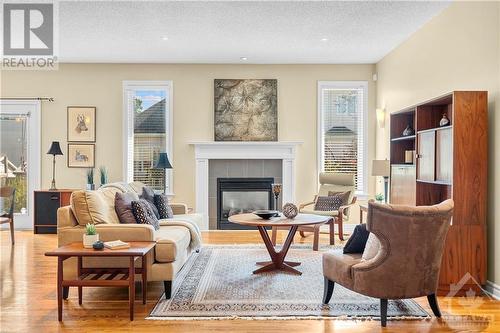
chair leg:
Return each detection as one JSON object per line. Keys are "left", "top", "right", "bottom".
{"left": 427, "top": 294, "right": 442, "bottom": 317}
{"left": 10, "top": 220, "right": 14, "bottom": 245}
{"left": 312, "top": 226, "right": 320, "bottom": 251}
{"left": 329, "top": 220, "right": 335, "bottom": 245}
{"left": 380, "top": 298, "right": 388, "bottom": 327}
{"left": 299, "top": 230, "right": 306, "bottom": 238}
{"left": 337, "top": 217, "right": 344, "bottom": 241}
{"left": 62, "top": 286, "right": 69, "bottom": 300}
{"left": 271, "top": 227, "right": 277, "bottom": 246}
{"left": 322, "top": 277, "right": 335, "bottom": 304}
{"left": 164, "top": 281, "right": 172, "bottom": 299}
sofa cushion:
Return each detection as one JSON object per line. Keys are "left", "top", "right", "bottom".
{"left": 154, "top": 194, "right": 174, "bottom": 219}
{"left": 343, "top": 223, "right": 369, "bottom": 254}
{"left": 70, "top": 188, "right": 122, "bottom": 226}
{"left": 323, "top": 250, "right": 362, "bottom": 289}
{"left": 131, "top": 199, "right": 160, "bottom": 230}
{"left": 115, "top": 192, "right": 139, "bottom": 224}
{"left": 140, "top": 186, "right": 160, "bottom": 219}
{"left": 154, "top": 226, "right": 191, "bottom": 263}
{"left": 314, "top": 195, "right": 344, "bottom": 211}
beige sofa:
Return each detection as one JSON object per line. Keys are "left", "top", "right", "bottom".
{"left": 57, "top": 182, "right": 202, "bottom": 299}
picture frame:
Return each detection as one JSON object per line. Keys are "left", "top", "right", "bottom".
{"left": 67, "top": 144, "right": 95, "bottom": 168}
{"left": 67, "top": 106, "right": 96, "bottom": 142}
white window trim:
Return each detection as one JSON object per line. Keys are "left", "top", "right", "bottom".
{"left": 317, "top": 80, "right": 368, "bottom": 196}
{"left": 122, "top": 81, "right": 174, "bottom": 195}
{"left": 0, "top": 99, "right": 41, "bottom": 229}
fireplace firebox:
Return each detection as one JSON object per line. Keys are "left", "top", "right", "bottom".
{"left": 217, "top": 178, "right": 274, "bottom": 230}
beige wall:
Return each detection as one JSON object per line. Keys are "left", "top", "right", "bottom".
{"left": 376, "top": 2, "right": 500, "bottom": 285}
{"left": 1, "top": 64, "right": 377, "bottom": 223}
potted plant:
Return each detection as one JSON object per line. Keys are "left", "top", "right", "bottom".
{"left": 99, "top": 166, "right": 108, "bottom": 187}
{"left": 83, "top": 223, "right": 99, "bottom": 248}
{"left": 86, "top": 168, "right": 95, "bottom": 190}
{"left": 375, "top": 193, "right": 384, "bottom": 203}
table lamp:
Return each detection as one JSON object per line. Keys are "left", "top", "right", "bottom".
{"left": 154, "top": 152, "right": 173, "bottom": 194}
{"left": 47, "top": 141, "right": 63, "bottom": 190}
{"left": 372, "top": 159, "right": 390, "bottom": 203}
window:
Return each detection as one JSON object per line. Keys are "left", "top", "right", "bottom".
{"left": 123, "top": 81, "right": 173, "bottom": 194}
{"left": 318, "top": 81, "right": 367, "bottom": 194}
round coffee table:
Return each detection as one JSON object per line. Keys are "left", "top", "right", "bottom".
{"left": 228, "top": 213, "right": 330, "bottom": 275}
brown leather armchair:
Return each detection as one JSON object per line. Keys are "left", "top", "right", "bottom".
{"left": 322, "top": 199, "right": 454, "bottom": 327}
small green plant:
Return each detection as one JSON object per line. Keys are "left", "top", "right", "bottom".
{"left": 86, "top": 168, "right": 94, "bottom": 185}
{"left": 99, "top": 166, "right": 108, "bottom": 185}
{"left": 375, "top": 193, "right": 384, "bottom": 202}
{"left": 85, "top": 223, "right": 96, "bottom": 235}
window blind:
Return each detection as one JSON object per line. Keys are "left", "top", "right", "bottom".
{"left": 319, "top": 84, "right": 366, "bottom": 193}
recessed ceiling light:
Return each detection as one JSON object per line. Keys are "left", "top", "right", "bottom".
{"left": 240, "top": 57, "right": 248, "bottom": 61}
{"left": 321, "top": 38, "right": 328, "bottom": 42}
{"left": 161, "top": 36, "right": 169, "bottom": 41}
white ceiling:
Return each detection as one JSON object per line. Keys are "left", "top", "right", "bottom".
{"left": 59, "top": 1, "right": 451, "bottom": 64}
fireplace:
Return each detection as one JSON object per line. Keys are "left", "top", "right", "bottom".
{"left": 217, "top": 178, "right": 274, "bottom": 230}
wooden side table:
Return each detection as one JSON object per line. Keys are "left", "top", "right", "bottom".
{"left": 45, "top": 242, "right": 155, "bottom": 321}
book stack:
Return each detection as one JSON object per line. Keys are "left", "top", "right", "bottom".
{"left": 103, "top": 240, "right": 130, "bottom": 250}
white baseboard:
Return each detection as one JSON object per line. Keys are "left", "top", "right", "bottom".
{"left": 486, "top": 280, "right": 500, "bottom": 300}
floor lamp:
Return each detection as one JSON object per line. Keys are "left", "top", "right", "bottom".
{"left": 372, "top": 159, "right": 390, "bottom": 203}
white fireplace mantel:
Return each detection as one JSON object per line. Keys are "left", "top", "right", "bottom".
{"left": 189, "top": 141, "right": 302, "bottom": 230}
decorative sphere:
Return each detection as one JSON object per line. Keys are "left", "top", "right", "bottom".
{"left": 282, "top": 203, "right": 298, "bottom": 219}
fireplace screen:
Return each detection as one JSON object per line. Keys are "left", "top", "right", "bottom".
{"left": 222, "top": 191, "right": 269, "bottom": 218}
{"left": 217, "top": 178, "right": 273, "bottom": 230}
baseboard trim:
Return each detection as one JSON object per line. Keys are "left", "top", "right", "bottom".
{"left": 485, "top": 281, "right": 500, "bottom": 300}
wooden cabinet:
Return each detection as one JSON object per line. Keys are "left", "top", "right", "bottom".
{"left": 389, "top": 91, "right": 487, "bottom": 295}
{"left": 34, "top": 190, "right": 75, "bottom": 234}
{"left": 390, "top": 165, "right": 416, "bottom": 205}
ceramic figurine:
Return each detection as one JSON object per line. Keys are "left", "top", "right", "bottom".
{"left": 440, "top": 114, "right": 450, "bottom": 127}
{"left": 402, "top": 125, "right": 415, "bottom": 136}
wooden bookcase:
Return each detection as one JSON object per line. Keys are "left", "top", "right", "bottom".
{"left": 389, "top": 91, "right": 488, "bottom": 295}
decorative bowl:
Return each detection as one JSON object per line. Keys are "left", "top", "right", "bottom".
{"left": 253, "top": 210, "right": 279, "bottom": 220}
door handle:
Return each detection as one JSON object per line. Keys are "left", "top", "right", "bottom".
{"left": 50, "top": 196, "right": 59, "bottom": 200}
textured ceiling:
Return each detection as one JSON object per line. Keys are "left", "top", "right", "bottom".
{"left": 59, "top": 1, "right": 451, "bottom": 63}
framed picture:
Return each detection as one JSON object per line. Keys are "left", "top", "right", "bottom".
{"left": 214, "top": 79, "right": 277, "bottom": 141}
{"left": 67, "top": 144, "right": 95, "bottom": 168}
{"left": 67, "top": 106, "right": 96, "bottom": 142}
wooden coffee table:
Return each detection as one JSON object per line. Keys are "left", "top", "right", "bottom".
{"left": 228, "top": 213, "right": 330, "bottom": 275}
{"left": 45, "top": 241, "right": 155, "bottom": 321}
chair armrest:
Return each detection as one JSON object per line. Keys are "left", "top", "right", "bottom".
{"left": 170, "top": 203, "right": 188, "bottom": 215}
{"left": 299, "top": 201, "right": 316, "bottom": 210}
{"left": 58, "top": 224, "right": 156, "bottom": 247}
{"left": 339, "top": 196, "right": 357, "bottom": 218}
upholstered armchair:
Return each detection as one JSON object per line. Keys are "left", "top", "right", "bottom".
{"left": 322, "top": 199, "right": 454, "bottom": 327}
{"left": 272, "top": 173, "right": 357, "bottom": 250}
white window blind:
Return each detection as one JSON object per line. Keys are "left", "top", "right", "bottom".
{"left": 123, "top": 81, "right": 173, "bottom": 194}
{"left": 318, "top": 82, "right": 367, "bottom": 194}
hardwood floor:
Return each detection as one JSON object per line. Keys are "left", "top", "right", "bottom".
{"left": 1, "top": 230, "right": 499, "bottom": 332}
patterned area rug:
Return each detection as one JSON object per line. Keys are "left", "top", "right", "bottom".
{"left": 148, "top": 245, "right": 428, "bottom": 320}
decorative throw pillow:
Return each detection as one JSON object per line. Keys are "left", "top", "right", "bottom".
{"left": 154, "top": 194, "right": 174, "bottom": 219}
{"left": 314, "top": 195, "right": 343, "bottom": 211}
{"left": 114, "top": 192, "right": 139, "bottom": 224}
{"left": 328, "top": 191, "right": 351, "bottom": 205}
{"left": 140, "top": 186, "right": 160, "bottom": 219}
{"left": 131, "top": 199, "right": 160, "bottom": 230}
{"left": 361, "top": 232, "right": 381, "bottom": 261}
{"left": 343, "top": 223, "right": 370, "bottom": 254}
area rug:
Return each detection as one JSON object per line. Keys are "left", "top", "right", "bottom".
{"left": 148, "top": 244, "right": 429, "bottom": 320}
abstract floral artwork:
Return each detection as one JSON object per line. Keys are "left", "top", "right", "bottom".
{"left": 214, "top": 79, "right": 277, "bottom": 141}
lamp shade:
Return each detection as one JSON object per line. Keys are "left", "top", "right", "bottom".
{"left": 47, "top": 141, "right": 63, "bottom": 156}
{"left": 154, "top": 152, "right": 172, "bottom": 169}
{"left": 372, "top": 159, "right": 390, "bottom": 177}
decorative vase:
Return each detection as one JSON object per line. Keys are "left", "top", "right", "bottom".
{"left": 282, "top": 203, "right": 298, "bottom": 219}
{"left": 83, "top": 234, "right": 99, "bottom": 248}
{"left": 402, "top": 125, "right": 414, "bottom": 136}
{"left": 440, "top": 114, "right": 450, "bottom": 127}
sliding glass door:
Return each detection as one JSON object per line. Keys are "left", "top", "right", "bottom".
{"left": 0, "top": 101, "right": 40, "bottom": 229}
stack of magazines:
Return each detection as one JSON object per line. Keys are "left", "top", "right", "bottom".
{"left": 103, "top": 240, "right": 130, "bottom": 250}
